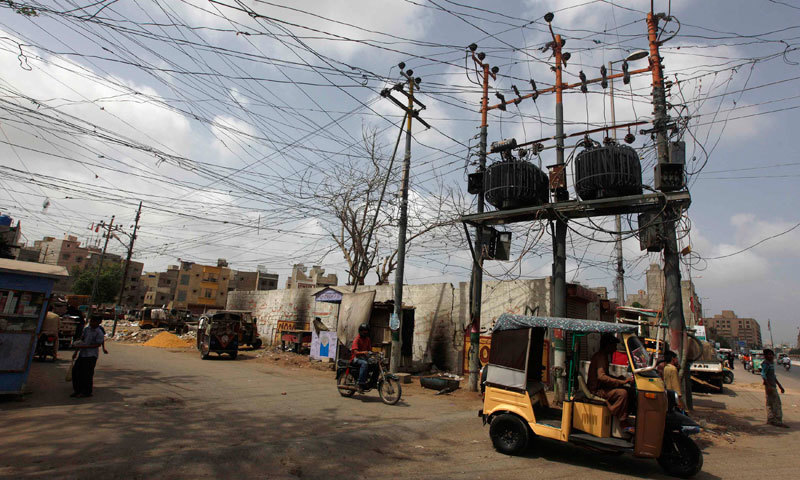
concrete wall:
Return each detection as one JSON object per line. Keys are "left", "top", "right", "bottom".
{"left": 227, "top": 278, "right": 554, "bottom": 374}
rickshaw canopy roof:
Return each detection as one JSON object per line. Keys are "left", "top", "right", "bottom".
{"left": 493, "top": 313, "right": 638, "bottom": 334}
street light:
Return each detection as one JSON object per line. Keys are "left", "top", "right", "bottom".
{"left": 608, "top": 50, "right": 649, "bottom": 306}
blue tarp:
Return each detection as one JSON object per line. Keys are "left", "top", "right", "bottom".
{"left": 493, "top": 313, "right": 638, "bottom": 334}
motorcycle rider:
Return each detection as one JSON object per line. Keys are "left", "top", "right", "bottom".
{"left": 781, "top": 355, "right": 792, "bottom": 370}
{"left": 351, "top": 323, "right": 372, "bottom": 392}
{"left": 39, "top": 302, "right": 60, "bottom": 359}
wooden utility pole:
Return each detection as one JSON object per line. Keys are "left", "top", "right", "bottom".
{"left": 113, "top": 201, "right": 142, "bottom": 336}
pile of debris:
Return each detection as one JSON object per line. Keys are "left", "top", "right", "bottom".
{"left": 112, "top": 326, "right": 165, "bottom": 343}
{"left": 143, "top": 331, "right": 195, "bottom": 349}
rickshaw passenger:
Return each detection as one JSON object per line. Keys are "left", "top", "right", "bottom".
{"left": 588, "top": 333, "right": 633, "bottom": 426}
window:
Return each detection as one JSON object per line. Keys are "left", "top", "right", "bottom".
{"left": 204, "top": 289, "right": 213, "bottom": 298}
{"left": 62, "top": 253, "right": 70, "bottom": 260}
{"left": 180, "top": 275, "right": 189, "bottom": 285}
{"left": 165, "top": 279, "right": 171, "bottom": 284}
{"left": 177, "top": 290, "right": 187, "bottom": 302}
{"left": 76, "top": 257, "right": 82, "bottom": 263}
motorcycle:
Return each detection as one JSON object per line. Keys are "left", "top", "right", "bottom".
{"left": 784, "top": 361, "right": 791, "bottom": 371}
{"left": 35, "top": 333, "right": 57, "bottom": 362}
{"left": 336, "top": 352, "right": 402, "bottom": 405}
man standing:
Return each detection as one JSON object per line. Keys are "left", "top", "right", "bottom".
{"left": 71, "top": 315, "right": 105, "bottom": 398}
{"left": 350, "top": 323, "right": 372, "bottom": 392}
{"left": 662, "top": 350, "right": 683, "bottom": 409}
{"left": 588, "top": 333, "right": 634, "bottom": 430}
{"left": 761, "top": 349, "right": 788, "bottom": 428}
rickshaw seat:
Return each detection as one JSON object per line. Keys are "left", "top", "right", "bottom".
{"left": 526, "top": 381, "right": 546, "bottom": 406}
{"left": 576, "top": 374, "right": 607, "bottom": 405}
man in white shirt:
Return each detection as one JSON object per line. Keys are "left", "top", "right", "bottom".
{"left": 71, "top": 316, "right": 105, "bottom": 398}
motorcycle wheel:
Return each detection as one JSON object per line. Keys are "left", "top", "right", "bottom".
{"left": 200, "top": 338, "right": 211, "bottom": 360}
{"left": 337, "top": 372, "right": 356, "bottom": 397}
{"left": 657, "top": 432, "right": 703, "bottom": 478}
{"left": 378, "top": 377, "right": 402, "bottom": 405}
{"left": 723, "top": 370, "right": 734, "bottom": 384}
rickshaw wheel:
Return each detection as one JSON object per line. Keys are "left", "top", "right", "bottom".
{"left": 200, "top": 338, "right": 211, "bottom": 360}
{"left": 229, "top": 350, "right": 238, "bottom": 360}
{"left": 489, "top": 413, "right": 529, "bottom": 455}
{"left": 657, "top": 433, "right": 703, "bottom": 478}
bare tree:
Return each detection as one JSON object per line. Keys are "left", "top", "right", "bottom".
{"left": 314, "top": 126, "right": 457, "bottom": 285}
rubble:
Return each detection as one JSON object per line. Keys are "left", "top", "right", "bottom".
{"left": 143, "top": 331, "right": 195, "bottom": 348}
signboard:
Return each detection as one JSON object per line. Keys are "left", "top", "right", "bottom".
{"left": 315, "top": 288, "right": 343, "bottom": 303}
{"left": 694, "top": 325, "right": 706, "bottom": 341}
{"left": 310, "top": 330, "right": 337, "bottom": 361}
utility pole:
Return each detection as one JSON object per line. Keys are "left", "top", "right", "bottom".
{"left": 381, "top": 65, "right": 429, "bottom": 374}
{"left": 90, "top": 215, "right": 115, "bottom": 310}
{"left": 113, "top": 201, "right": 142, "bottom": 336}
{"left": 609, "top": 61, "right": 625, "bottom": 306}
{"left": 547, "top": 16, "right": 569, "bottom": 401}
{"left": 467, "top": 45, "right": 497, "bottom": 391}
{"left": 647, "top": 11, "right": 690, "bottom": 407}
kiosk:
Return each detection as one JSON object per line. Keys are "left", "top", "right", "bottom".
{"left": 0, "top": 259, "right": 68, "bottom": 395}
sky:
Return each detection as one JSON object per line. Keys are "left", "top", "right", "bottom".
{"left": 1, "top": 0, "right": 799, "bottom": 345}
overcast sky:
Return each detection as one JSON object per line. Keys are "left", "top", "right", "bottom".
{"left": 1, "top": 1, "right": 799, "bottom": 344}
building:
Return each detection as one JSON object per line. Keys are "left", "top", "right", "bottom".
{"left": 228, "top": 267, "right": 279, "bottom": 292}
{"left": 83, "top": 251, "right": 144, "bottom": 308}
{"left": 625, "top": 263, "right": 702, "bottom": 326}
{"left": 172, "top": 259, "right": 232, "bottom": 314}
{"left": 702, "top": 310, "right": 763, "bottom": 349}
{"left": 142, "top": 265, "right": 180, "bottom": 307}
{"left": 0, "top": 215, "right": 22, "bottom": 259}
{"left": 30, "top": 235, "right": 101, "bottom": 293}
{"left": 285, "top": 264, "right": 337, "bottom": 289}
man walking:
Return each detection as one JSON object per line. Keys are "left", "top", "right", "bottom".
{"left": 71, "top": 315, "right": 105, "bottom": 398}
{"left": 761, "top": 349, "right": 788, "bottom": 428}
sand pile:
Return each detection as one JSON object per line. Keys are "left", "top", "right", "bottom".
{"left": 143, "top": 331, "right": 195, "bottom": 349}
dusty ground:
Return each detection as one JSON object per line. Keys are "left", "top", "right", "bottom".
{"left": 1, "top": 342, "right": 798, "bottom": 479}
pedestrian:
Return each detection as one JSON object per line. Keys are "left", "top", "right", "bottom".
{"left": 71, "top": 315, "right": 105, "bottom": 398}
{"left": 761, "top": 348, "right": 788, "bottom": 428}
{"left": 662, "top": 350, "right": 683, "bottom": 409}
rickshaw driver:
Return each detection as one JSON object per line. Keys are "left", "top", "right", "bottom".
{"left": 588, "top": 333, "right": 635, "bottom": 431}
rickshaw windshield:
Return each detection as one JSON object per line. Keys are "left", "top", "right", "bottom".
{"left": 626, "top": 336, "right": 659, "bottom": 378}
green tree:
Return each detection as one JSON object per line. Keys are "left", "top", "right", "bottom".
{"left": 71, "top": 262, "right": 123, "bottom": 304}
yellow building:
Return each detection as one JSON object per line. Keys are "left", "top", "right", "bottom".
{"left": 172, "top": 259, "right": 231, "bottom": 314}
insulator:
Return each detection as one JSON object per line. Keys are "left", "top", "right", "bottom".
{"left": 600, "top": 65, "right": 608, "bottom": 89}
{"left": 622, "top": 61, "right": 630, "bottom": 85}
{"left": 579, "top": 71, "right": 588, "bottom": 93}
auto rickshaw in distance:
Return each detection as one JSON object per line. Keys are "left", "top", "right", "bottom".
{"left": 479, "top": 314, "right": 703, "bottom": 478}
{"left": 198, "top": 311, "right": 241, "bottom": 359}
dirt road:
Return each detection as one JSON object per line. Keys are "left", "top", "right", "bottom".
{"left": 1, "top": 344, "right": 798, "bottom": 479}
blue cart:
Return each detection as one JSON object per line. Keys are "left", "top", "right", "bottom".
{"left": 0, "top": 259, "right": 68, "bottom": 395}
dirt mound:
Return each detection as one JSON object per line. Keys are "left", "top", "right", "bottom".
{"left": 143, "top": 331, "right": 194, "bottom": 349}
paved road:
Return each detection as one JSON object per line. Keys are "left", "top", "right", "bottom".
{"left": 1, "top": 344, "right": 798, "bottom": 479}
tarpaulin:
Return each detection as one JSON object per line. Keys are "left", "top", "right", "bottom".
{"left": 337, "top": 290, "right": 375, "bottom": 347}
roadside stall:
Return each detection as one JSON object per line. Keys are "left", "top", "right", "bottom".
{"left": 0, "top": 259, "right": 68, "bottom": 395}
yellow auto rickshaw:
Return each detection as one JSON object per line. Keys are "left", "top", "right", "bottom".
{"left": 479, "top": 314, "right": 702, "bottom": 478}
